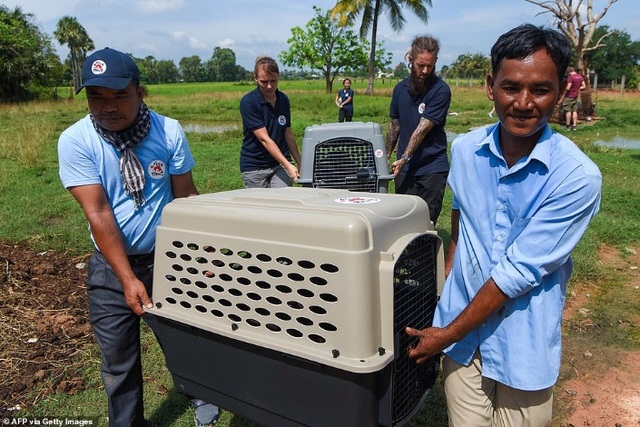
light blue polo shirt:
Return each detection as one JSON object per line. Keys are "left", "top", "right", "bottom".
{"left": 58, "top": 111, "right": 195, "bottom": 254}
{"left": 435, "top": 123, "right": 601, "bottom": 390}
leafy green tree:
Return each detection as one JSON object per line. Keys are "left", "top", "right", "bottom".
{"left": 449, "top": 53, "right": 490, "bottom": 80}
{"left": 331, "top": 0, "right": 432, "bottom": 95}
{"left": 156, "top": 60, "right": 180, "bottom": 83}
{"left": 280, "top": 6, "right": 385, "bottom": 93}
{"left": 136, "top": 55, "right": 159, "bottom": 84}
{"left": 207, "top": 47, "right": 239, "bottom": 82}
{"left": 54, "top": 16, "right": 94, "bottom": 93}
{"left": 179, "top": 55, "right": 205, "bottom": 82}
{"left": 393, "top": 61, "right": 409, "bottom": 79}
{"left": 0, "top": 6, "right": 55, "bottom": 102}
{"left": 588, "top": 26, "right": 640, "bottom": 86}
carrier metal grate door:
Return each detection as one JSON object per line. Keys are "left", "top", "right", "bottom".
{"left": 312, "top": 138, "right": 378, "bottom": 192}
{"left": 392, "top": 234, "right": 440, "bottom": 425}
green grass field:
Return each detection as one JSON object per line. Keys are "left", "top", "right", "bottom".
{"left": 1, "top": 79, "right": 638, "bottom": 426}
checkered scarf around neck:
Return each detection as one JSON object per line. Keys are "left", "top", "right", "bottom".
{"left": 91, "top": 103, "right": 151, "bottom": 209}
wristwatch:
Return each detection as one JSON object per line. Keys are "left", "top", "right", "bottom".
{"left": 400, "top": 153, "right": 411, "bottom": 163}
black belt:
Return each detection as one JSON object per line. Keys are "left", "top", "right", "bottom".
{"left": 128, "top": 252, "right": 155, "bottom": 266}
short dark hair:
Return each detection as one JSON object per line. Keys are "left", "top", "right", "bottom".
{"left": 491, "top": 24, "right": 572, "bottom": 83}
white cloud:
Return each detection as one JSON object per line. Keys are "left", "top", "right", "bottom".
{"left": 219, "top": 38, "right": 235, "bottom": 48}
{"left": 136, "top": 0, "right": 184, "bottom": 13}
{"left": 170, "top": 30, "right": 207, "bottom": 49}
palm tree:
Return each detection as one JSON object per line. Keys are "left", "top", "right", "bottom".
{"left": 54, "top": 16, "right": 94, "bottom": 93}
{"left": 331, "top": 0, "right": 432, "bottom": 95}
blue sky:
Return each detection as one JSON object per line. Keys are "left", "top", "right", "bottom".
{"left": 9, "top": 0, "right": 639, "bottom": 71}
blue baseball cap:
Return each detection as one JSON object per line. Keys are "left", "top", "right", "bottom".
{"left": 77, "top": 47, "right": 140, "bottom": 94}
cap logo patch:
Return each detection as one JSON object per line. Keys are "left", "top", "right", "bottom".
{"left": 91, "top": 60, "right": 107, "bottom": 75}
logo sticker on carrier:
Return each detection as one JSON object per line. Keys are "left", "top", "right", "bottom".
{"left": 375, "top": 149, "right": 384, "bottom": 158}
{"left": 335, "top": 196, "right": 381, "bottom": 205}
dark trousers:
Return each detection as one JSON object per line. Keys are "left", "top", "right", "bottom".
{"left": 338, "top": 108, "right": 353, "bottom": 122}
{"left": 87, "top": 250, "right": 157, "bottom": 427}
{"left": 395, "top": 172, "right": 448, "bottom": 226}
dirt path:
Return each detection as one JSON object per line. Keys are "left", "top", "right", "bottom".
{"left": 556, "top": 245, "right": 640, "bottom": 426}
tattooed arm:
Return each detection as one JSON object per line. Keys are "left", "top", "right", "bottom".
{"left": 389, "top": 117, "right": 435, "bottom": 176}
{"left": 385, "top": 119, "right": 400, "bottom": 162}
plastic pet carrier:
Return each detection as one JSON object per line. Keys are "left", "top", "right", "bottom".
{"left": 297, "top": 122, "right": 394, "bottom": 193}
{"left": 148, "top": 187, "right": 444, "bottom": 427}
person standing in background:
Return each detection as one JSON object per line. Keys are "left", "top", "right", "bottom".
{"left": 385, "top": 35, "right": 451, "bottom": 226}
{"left": 239, "top": 56, "right": 301, "bottom": 188}
{"left": 564, "top": 66, "right": 586, "bottom": 130}
{"left": 335, "top": 78, "right": 354, "bottom": 122}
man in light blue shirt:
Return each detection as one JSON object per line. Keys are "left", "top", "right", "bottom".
{"left": 58, "top": 48, "right": 219, "bottom": 427}
{"left": 405, "top": 24, "right": 602, "bottom": 426}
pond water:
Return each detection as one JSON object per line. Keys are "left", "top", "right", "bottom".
{"left": 593, "top": 136, "right": 640, "bottom": 150}
{"left": 183, "top": 124, "right": 238, "bottom": 134}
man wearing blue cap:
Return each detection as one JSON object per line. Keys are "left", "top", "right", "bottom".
{"left": 58, "top": 48, "right": 219, "bottom": 427}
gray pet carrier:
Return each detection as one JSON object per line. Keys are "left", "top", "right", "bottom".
{"left": 297, "top": 122, "right": 394, "bottom": 193}
{"left": 148, "top": 187, "right": 444, "bottom": 427}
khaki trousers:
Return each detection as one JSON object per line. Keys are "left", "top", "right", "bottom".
{"left": 443, "top": 352, "right": 554, "bottom": 427}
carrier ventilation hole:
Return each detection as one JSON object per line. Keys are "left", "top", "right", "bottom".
{"left": 267, "top": 269, "right": 283, "bottom": 278}
{"left": 319, "top": 322, "right": 337, "bottom": 332}
{"left": 165, "top": 251, "right": 177, "bottom": 259}
{"left": 248, "top": 266, "right": 262, "bottom": 274}
{"left": 186, "top": 243, "right": 199, "bottom": 251}
{"left": 308, "top": 334, "right": 326, "bottom": 344}
{"left": 319, "top": 293, "right": 338, "bottom": 303}
{"left": 255, "top": 307, "right": 270, "bottom": 316}
{"left": 266, "top": 296, "right": 282, "bottom": 305}
{"left": 310, "top": 277, "right": 327, "bottom": 286}
{"left": 220, "top": 248, "right": 233, "bottom": 256}
{"left": 165, "top": 274, "right": 176, "bottom": 282}
{"left": 276, "top": 285, "right": 292, "bottom": 294}
{"left": 276, "top": 257, "right": 292, "bottom": 265}
{"left": 309, "top": 306, "right": 327, "bottom": 315}
{"left": 266, "top": 323, "right": 281, "bottom": 332}
{"left": 203, "top": 246, "right": 216, "bottom": 253}
{"left": 180, "top": 254, "right": 192, "bottom": 261}
{"left": 275, "top": 312, "right": 291, "bottom": 321}
{"left": 298, "top": 260, "right": 315, "bottom": 269}
{"left": 320, "top": 263, "right": 339, "bottom": 273}
{"left": 286, "top": 329, "right": 303, "bottom": 338}
{"left": 171, "top": 241, "right": 183, "bottom": 248}
{"left": 257, "top": 254, "right": 272, "bottom": 262}
{"left": 297, "top": 289, "right": 314, "bottom": 298}
{"left": 228, "top": 288, "right": 242, "bottom": 297}
{"left": 297, "top": 317, "right": 313, "bottom": 326}
{"left": 246, "top": 319, "right": 260, "bottom": 327}
{"left": 180, "top": 278, "right": 191, "bottom": 285}
{"left": 256, "top": 281, "right": 270, "bottom": 289}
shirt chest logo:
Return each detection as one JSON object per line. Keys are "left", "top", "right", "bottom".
{"left": 418, "top": 102, "right": 426, "bottom": 115}
{"left": 148, "top": 160, "right": 165, "bottom": 179}
{"left": 278, "top": 115, "right": 287, "bottom": 126}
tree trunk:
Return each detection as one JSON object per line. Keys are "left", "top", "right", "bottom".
{"left": 71, "top": 49, "right": 81, "bottom": 94}
{"left": 365, "top": 1, "right": 381, "bottom": 95}
{"left": 579, "top": 90, "right": 594, "bottom": 118}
